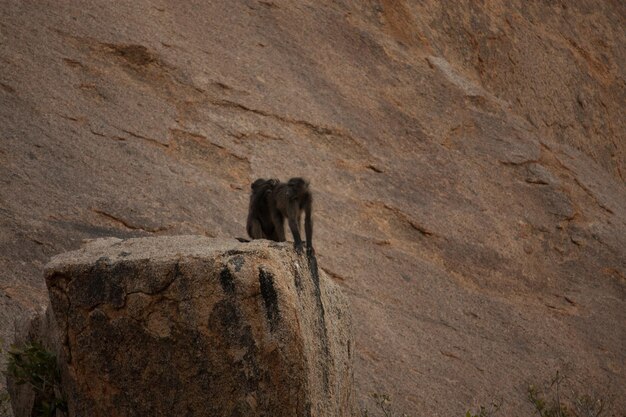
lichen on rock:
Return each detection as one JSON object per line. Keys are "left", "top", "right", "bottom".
{"left": 10, "top": 236, "right": 354, "bottom": 417}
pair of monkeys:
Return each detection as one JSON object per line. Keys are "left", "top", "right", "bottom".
{"left": 246, "top": 177, "right": 314, "bottom": 255}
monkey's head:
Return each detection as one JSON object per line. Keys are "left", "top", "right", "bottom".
{"left": 287, "top": 177, "right": 309, "bottom": 189}
{"left": 251, "top": 178, "right": 266, "bottom": 190}
{"left": 251, "top": 178, "right": 279, "bottom": 191}
{"left": 286, "top": 177, "right": 309, "bottom": 199}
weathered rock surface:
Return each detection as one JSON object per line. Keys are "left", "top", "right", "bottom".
{"left": 1, "top": 1, "right": 625, "bottom": 415}
{"left": 27, "top": 236, "right": 352, "bottom": 417}
{"left": 8, "top": 237, "right": 354, "bottom": 416}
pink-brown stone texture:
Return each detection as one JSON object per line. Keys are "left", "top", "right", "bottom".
{"left": 1, "top": 1, "right": 624, "bottom": 415}
{"left": 40, "top": 237, "right": 353, "bottom": 417}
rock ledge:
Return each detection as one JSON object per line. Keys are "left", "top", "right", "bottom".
{"left": 15, "top": 236, "right": 354, "bottom": 417}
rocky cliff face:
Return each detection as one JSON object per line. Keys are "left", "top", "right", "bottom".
{"left": 10, "top": 237, "right": 354, "bottom": 417}
{"left": 1, "top": 1, "right": 624, "bottom": 415}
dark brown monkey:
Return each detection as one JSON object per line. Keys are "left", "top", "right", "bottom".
{"left": 269, "top": 177, "right": 314, "bottom": 255}
{"left": 246, "top": 178, "right": 280, "bottom": 241}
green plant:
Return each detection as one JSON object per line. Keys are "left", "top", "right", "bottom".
{"left": 572, "top": 394, "right": 606, "bottom": 417}
{"left": 528, "top": 378, "right": 570, "bottom": 417}
{"left": 0, "top": 390, "right": 11, "bottom": 417}
{"left": 6, "top": 343, "right": 67, "bottom": 417}
{"left": 0, "top": 337, "right": 12, "bottom": 417}
{"left": 528, "top": 371, "right": 610, "bottom": 417}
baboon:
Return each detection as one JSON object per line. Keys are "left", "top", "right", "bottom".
{"left": 270, "top": 177, "right": 314, "bottom": 255}
{"left": 245, "top": 177, "right": 314, "bottom": 255}
{"left": 246, "top": 178, "right": 280, "bottom": 241}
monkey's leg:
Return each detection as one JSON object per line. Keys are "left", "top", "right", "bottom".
{"left": 304, "top": 198, "right": 314, "bottom": 254}
{"left": 287, "top": 206, "right": 304, "bottom": 254}
{"left": 271, "top": 210, "right": 286, "bottom": 242}
{"left": 247, "top": 218, "right": 264, "bottom": 239}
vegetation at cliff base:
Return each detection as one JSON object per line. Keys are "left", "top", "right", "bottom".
{"left": 5, "top": 343, "right": 67, "bottom": 417}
